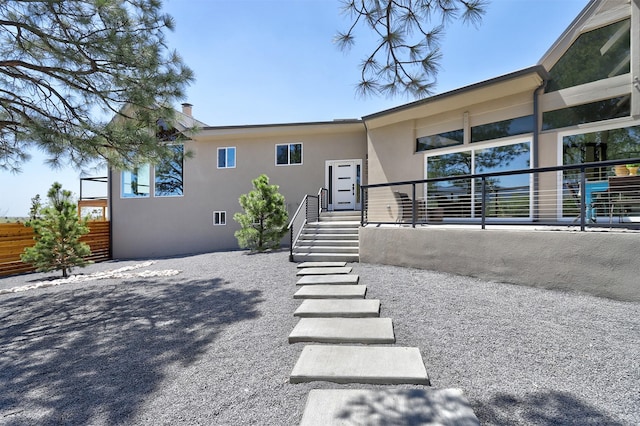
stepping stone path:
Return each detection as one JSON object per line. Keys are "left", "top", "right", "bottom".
{"left": 296, "top": 266, "right": 352, "bottom": 276}
{"left": 288, "top": 260, "right": 480, "bottom": 425}
{"left": 296, "top": 274, "right": 359, "bottom": 285}
{"left": 293, "top": 299, "right": 380, "bottom": 317}
{"left": 293, "top": 285, "right": 366, "bottom": 299}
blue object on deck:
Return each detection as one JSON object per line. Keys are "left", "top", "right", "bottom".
{"left": 585, "top": 181, "right": 609, "bottom": 220}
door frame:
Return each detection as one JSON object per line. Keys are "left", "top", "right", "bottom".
{"left": 325, "top": 159, "right": 362, "bottom": 211}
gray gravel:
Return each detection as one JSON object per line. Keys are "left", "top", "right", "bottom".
{"left": 1, "top": 250, "right": 638, "bottom": 425}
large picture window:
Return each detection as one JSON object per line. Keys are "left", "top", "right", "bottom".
{"left": 276, "top": 143, "right": 302, "bottom": 165}
{"left": 546, "top": 19, "right": 630, "bottom": 92}
{"left": 122, "top": 164, "right": 150, "bottom": 198}
{"left": 425, "top": 141, "right": 531, "bottom": 219}
{"left": 155, "top": 144, "right": 184, "bottom": 197}
{"left": 562, "top": 125, "right": 640, "bottom": 218}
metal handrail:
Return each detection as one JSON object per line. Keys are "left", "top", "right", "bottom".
{"left": 288, "top": 188, "right": 325, "bottom": 261}
{"left": 361, "top": 158, "right": 640, "bottom": 231}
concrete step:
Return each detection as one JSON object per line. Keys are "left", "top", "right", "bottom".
{"left": 294, "top": 285, "right": 366, "bottom": 299}
{"left": 297, "top": 261, "right": 347, "bottom": 269}
{"left": 297, "top": 266, "right": 352, "bottom": 276}
{"left": 301, "top": 227, "right": 359, "bottom": 235}
{"left": 295, "top": 239, "right": 359, "bottom": 247}
{"left": 290, "top": 345, "right": 430, "bottom": 385}
{"left": 296, "top": 274, "right": 359, "bottom": 285}
{"left": 319, "top": 216, "right": 361, "bottom": 222}
{"left": 292, "top": 253, "right": 359, "bottom": 263}
{"left": 294, "top": 246, "right": 359, "bottom": 254}
{"left": 289, "top": 318, "right": 394, "bottom": 344}
{"left": 299, "top": 388, "right": 479, "bottom": 426}
{"left": 293, "top": 299, "right": 380, "bottom": 317}
{"left": 308, "top": 221, "right": 360, "bottom": 227}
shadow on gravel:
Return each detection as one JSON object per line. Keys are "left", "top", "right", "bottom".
{"left": 476, "top": 390, "right": 624, "bottom": 425}
{"left": 0, "top": 277, "right": 263, "bottom": 425}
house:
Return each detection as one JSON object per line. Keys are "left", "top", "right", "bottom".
{"left": 109, "top": 0, "right": 640, "bottom": 261}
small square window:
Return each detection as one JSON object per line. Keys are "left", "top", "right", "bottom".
{"left": 213, "top": 211, "right": 226, "bottom": 226}
{"left": 121, "top": 164, "right": 151, "bottom": 198}
{"left": 218, "top": 147, "right": 236, "bottom": 169}
{"left": 276, "top": 143, "right": 302, "bottom": 165}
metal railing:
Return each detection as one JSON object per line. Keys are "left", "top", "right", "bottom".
{"left": 288, "top": 188, "right": 325, "bottom": 261}
{"left": 361, "top": 158, "right": 640, "bottom": 232}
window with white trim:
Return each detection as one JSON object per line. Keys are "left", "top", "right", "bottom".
{"left": 218, "top": 147, "right": 236, "bottom": 169}
{"left": 276, "top": 143, "right": 302, "bottom": 165}
{"left": 213, "top": 211, "right": 226, "bottom": 226}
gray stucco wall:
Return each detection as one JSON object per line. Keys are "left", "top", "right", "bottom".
{"left": 359, "top": 226, "right": 640, "bottom": 302}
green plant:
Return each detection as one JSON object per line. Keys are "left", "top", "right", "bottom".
{"left": 234, "top": 175, "right": 288, "bottom": 252}
{"left": 626, "top": 163, "right": 640, "bottom": 168}
{"left": 21, "top": 182, "right": 92, "bottom": 277}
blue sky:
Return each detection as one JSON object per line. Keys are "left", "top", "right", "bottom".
{"left": 0, "top": 0, "right": 589, "bottom": 217}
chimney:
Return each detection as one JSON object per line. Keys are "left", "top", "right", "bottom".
{"left": 181, "top": 102, "right": 193, "bottom": 117}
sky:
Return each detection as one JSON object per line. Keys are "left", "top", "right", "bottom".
{"left": 0, "top": 0, "right": 589, "bottom": 217}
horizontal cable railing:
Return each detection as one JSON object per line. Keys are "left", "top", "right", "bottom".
{"left": 288, "top": 188, "right": 324, "bottom": 261}
{"left": 361, "top": 158, "right": 640, "bottom": 231}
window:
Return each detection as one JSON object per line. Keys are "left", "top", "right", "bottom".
{"left": 213, "top": 211, "right": 226, "bottom": 226}
{"left": 122, "top": 164, "right": 150, "bottom": 198}
{"left": 425, "top": 141, "right": 531, "bottom": 219}
{"left": 218, "top": 147, "right": 236, "bottom": 169}
{"left": 155, "top": 144, "right": 184, "bottom": 197}
{"left": 546, "top": 19, "right": 630, "bottom": 92}
{"left": 542, "top": 96, "right": 630, "bottom": 130}
{"left": 276, "top": 143, "right": 302, "bottom": 165}
{"left": 471, "top": 116, "right": 534, "bottom": 143}
{"left": 416, "top": 129, "right": 463, "bottom": 152}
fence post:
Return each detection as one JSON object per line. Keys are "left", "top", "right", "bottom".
{"left": 481, "top": 177, "right": 487, "bottom": 230}
{"left": 411, "top": 183, "right": 416, "bottom": 228}
{"left": 579, "top": 167, "right": 586, "bottom": 232}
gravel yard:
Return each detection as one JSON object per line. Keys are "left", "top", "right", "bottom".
{"left": 1, "top": 250, "right": 638, "bottom": 425}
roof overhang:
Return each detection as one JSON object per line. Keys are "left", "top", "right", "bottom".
{"left": 191, "top": 120, "right": 365, "bottom": 141}
{"left": 363, "top": 66, "right": 548, "bottom": 129}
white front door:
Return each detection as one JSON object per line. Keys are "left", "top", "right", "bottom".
{"left": 326, "top": 160, "right": 361, "bottom": 211}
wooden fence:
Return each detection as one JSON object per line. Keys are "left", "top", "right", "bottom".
{"left": 0, "top": 221, "right": 111, "bottom": 277}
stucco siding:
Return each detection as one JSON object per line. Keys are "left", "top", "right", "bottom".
{"left": 111, "top": 126, "right": 367, "bottom": 258}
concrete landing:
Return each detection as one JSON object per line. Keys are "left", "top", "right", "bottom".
{"left": 298, "top": 261, "right": 347, "bottom": 268}
{"left": 296, "top": 274, "right": 359, "bottom": 286}
{"left": 294, "top": 299, "right": 380, "bottom": 318}
{"left": 297, "top": 266, "right": 352, "bottom": 276}
{"left": 290, "top": 345, "right": 430, "bottom": 385}
{"left": 289, "top": 318, "right": 395, "bottom": 344}
{"left": 299, "top": 388, "right": 480, "bottom": 426}
{"left": 294, "top": 285, "right": 366, "bottom": 299}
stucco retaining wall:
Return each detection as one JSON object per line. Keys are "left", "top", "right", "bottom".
{"left": 359, "top": 226, "right": 639, "bottom": 302}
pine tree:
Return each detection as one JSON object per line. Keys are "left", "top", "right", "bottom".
{"left": 21, "top": 182, "right": 92, "bottom": 278}
{"left": 234, "top": 175, "right": 289, "bottom": 252}
{"left": 0, "top": 0, "right": 194, "bottom": 172}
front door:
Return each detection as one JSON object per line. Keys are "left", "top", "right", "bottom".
{"left": 326, "top": 160, "right": 361, "bottom": 211}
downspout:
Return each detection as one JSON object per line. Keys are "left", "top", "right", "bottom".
{"left": 108, "top": 166, "right": 113, "bottom": 260}
{"left": 532, "top": 77, "right": 548, "bottom": 221}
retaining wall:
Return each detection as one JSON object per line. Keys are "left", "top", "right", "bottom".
{"left": 359, "top": 226, "right": 639, "bottom": 302}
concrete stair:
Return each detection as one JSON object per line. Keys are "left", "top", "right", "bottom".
{"left": 297, "top": 266, "right": 352, "bottom": 276}
{"left": 290, "top": 345, "right": 430, "bottom": 385}
{"left": 292, "top": 211, "right": 360, "bottom": 263}
{"left": 289, "top": 317, "right": 395, "bottom": 344}
{"left": 296, "top": 274, "right": 359, "bottom": 285}
{"left": 293, "top": 299, "right": 380, "bottom": 317}
{"left": 294, "top": 284, "right": 367, "bottom": 299}
{"left": 299, "top": 388, "right": 480, "bottom": 425}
